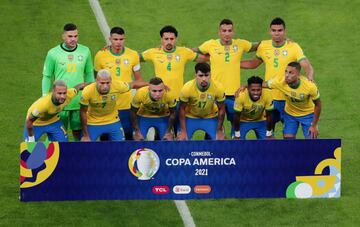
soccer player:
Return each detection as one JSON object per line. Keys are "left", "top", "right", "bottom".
{"left": 141, "top": 25, "right": 208, "bottom": 139}
{"left": 233, "top": 76, "right": 274, "bottom": 140}
{"left": 80, "top": 69, "right": 147, "bottom": 141}
{"left": 265, "top": 62, "right": 321, "bottom": 139}
{"left": 195, "top": 19, "right": 258, "bottom": 135}
{"left": 130, "top": 77, "right": 177, "bottom": 141}
{"left": 177, "top": 62, "right": 226, "bottom": 140}
{"left": 24, "top": 80, "right": 86, "bottom": 142}
{"left": 42, "top": 23, "right": 94, "bottom": 141}
{"left": 241, "top": 17, "right": 314, "bottom": 136}
{"left": 94, "top": 27, "right": 144, "bottom": 140}
{"left": 140, "top": 25, "right": 208, "bottom": 100}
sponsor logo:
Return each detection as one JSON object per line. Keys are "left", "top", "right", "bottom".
{"left": 20, "top": 142, "right": 60, "bottom": 188}
{"left": 274, "top": 49, "right": 280, "bottom": 57}
{"left": 152, "top": 186, "right": 170, "bottom": 194}
{"left": 175, "top": 55, "right": 180, "bottom": 62}
{"left": 282, "top": 50, "right": 288, "bottom": 56}
{"left": 78, "top": 55, "right": 83, "bottom": 61}
{"left": 128, "top": 148, "right": 160, "bottom": 180}
{"left": 194, "top": 185, "right": 211, "bottom": 194}
{"left": 124, "top": 59, "right": 129, "bottom": 65}
{"left": 173, "top": 185, "right": 191, "bottom": 194}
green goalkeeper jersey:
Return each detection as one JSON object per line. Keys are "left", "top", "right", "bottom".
{"left": 42, "top": 43, "right": 94, "bottom": 110}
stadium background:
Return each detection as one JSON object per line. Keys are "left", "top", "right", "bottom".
{"left": 0, "top": 0, "right": 359, "bottom": 225}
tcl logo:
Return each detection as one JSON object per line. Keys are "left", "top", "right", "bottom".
{"left": 152, "top": 186, "right": 170, "bottom": 194}
{"left": 173, "top": 185, "right": 191, "bottom": 194}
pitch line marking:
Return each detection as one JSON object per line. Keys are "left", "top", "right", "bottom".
{"left": 88, "top": 1, "right": 196, "bottom": 227}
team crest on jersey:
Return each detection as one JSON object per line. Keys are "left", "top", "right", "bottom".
{"left": 233, "top": 45, "right": 238, "bottom": 52}
{"left": 102, "top": 96, "right": 107, "bottom": 101}
{"left": 111, "top": 95, "right": 116, "bottom": 100}
{"left": 124, "top": 59, "right": 129, "bottom": 65}
{"left": 78, "top": 55, "right": 84, "bottom": 61}
{"left": 207, "top": 94, "right": 213, "bottom": 100}
{"left": 282, "top": 50, "right": 288, "bottom": 56}
{"left": 291, "top": 92, "right": 296, "bottom": 98}
{"left": 68, "top": 54, "right": 74, "bottom": 61}
{"left": 116, "top": 59, "right": 121, "bottom": 65}
{"left": 167, "top": 54, "right": 172, "bottom": 61}
{"left": 274, "top": 50, "right": 280, "bottom": 57}
{"left": 200, "top": 93, "right": 206, "bottom": 100}
{"left": 175, "top": 55, "right": 180, "bottom": 62}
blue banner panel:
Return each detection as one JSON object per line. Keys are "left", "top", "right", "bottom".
{"left": 19, "top": 139, "right": 341, "bottom": 201}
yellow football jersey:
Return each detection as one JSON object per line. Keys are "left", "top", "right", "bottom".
{"left": 27, "top": 88, "right": 78, "bottom": 126}
{"left": 141, "top": 46, "right": 197, "bottom": 99}
{"left": 80, "top": 81, "right": 130, "bottom": 125}
{"left": 268, "top": 76, "right": 320, "bottom": 117}
{"left": 234, "top": 89, "right": 274, "bottom": 122}
{"left": 198, "top": 39, "right": 252, "bottom": 95}
{"left": 179, "top": 79, "right": 225, "bottom": 118}
{"left": 94, "top": 47, "right": 140, "bottom": 110}
{"left": 131, "top": 86, "right": 177, "bottom": 117}
{"left": 256, "top": 40, "right": 306, "bottom": 100}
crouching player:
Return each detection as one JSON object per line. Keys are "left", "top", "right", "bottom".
{"left": 266, "top": 62, "right": 321, "bottom": 139}
{"left": 130, "top": 77, "right": 177, "bottom": 141}
{"left": 177, "top": 62, "right": 226, "bottom": 140}
{"left": 80, "top": 69, "right": 147, "bottom": 141}
{"left": 233, "top": 76, "right": 274, "bottom": 139}
{"left": 24, "top": 80, "right": 86, "bottom": 142}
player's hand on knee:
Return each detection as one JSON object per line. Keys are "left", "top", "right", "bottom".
{"left": 308, "top": 125, "right": 319, "bottom": 139}
{"left": 163, "top": 131, "right": 174, "bottom": 141}
{"left": 81, "top": 135, "right": 91, "bottom": 142}
{"left": 177, "top": 131, "right": 188, "bottom": 141}
{"left": 216, "top": 130, "right": 225, "bottom": 140}
{"left": 133, "top": 130, "right": 144, "bottom": 141}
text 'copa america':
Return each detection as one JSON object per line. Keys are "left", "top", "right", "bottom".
{"left": 165, "top": 157, "right": 236, "bottom": 166}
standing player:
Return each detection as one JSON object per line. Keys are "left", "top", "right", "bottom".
{"left": 141, "top": 25, "right": 208, "bottom": 101}
{"left": 141, "top": 25, "right": 208, "bottom": 138}
{"left": 42, "top": 23, "right": 94, "bottom": 141}
{"left": 24, "top": 80, "right": 86, "bottom": 142}
{"left": 80, "top": 69, "right": 147, "bottom": 141}
{"left": 241, "top": 17, "right": 314, "bottom": 136}
{"left": 265, "top": 62, "right": 321, "bottom": 139}
{"left": 233, "top": 76, "right": 273, "bottom": 140}
{"left": 94, "top": 26, "right": 144, "bottom": 140}
{"left": 130, "top": 77, "right": 177, "bottom": 141}
{"left": 177, "top": 63, "right": 226, "bottom": 140}
{"left": 195, "top": 19, "right": 259, "bottom": 136}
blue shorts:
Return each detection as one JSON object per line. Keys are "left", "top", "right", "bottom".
{"left": 118, "top": 109, "right": 133, "bottom": 139}
{"left": 138, "top": 116, "right": 169, "bottom": 139}
{"left": 182, "top": 117, "right": 218, "bottom": 140}
{"left": 273, "top": 100, "right": 285, "bottom": 123}
{"left": 283, "top": 112, "right": 314, "bottom": 138}
{"left": 23, "top": 120, "right": 68, "bottom": 142}
{"left": 87, "top": 121, "right": 124, "bottom": 141}
{"left": 225, "top": 96, "right": 235, "bottom": 123}
{"left": 240, "top": 121, "right": 266, "bottom": 140}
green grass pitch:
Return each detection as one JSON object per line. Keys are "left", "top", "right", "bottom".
{"left": 0, "top": 0, "right": 359, "bottom": 225}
